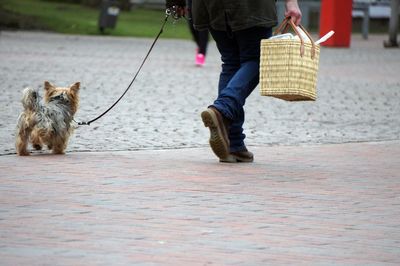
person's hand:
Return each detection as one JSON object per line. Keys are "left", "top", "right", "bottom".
{"left": 285, "top": 0, "right": 302, "bottom": 26}
{"left": 166, "top": 0, "right": 186, "bottom": 18}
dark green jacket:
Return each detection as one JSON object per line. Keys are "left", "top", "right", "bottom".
{"left": 192, "top": 0, "right": 277, "bottom": 32}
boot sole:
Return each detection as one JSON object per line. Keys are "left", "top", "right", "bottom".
{"left": 220, "top": 154, "right": 254, "bottom": 163}
{"left": 201, "top": 110, "right": 229, "bottom": 159}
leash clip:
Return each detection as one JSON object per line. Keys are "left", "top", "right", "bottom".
{"left": 73, "top": 118, "right": 90, "bottom": 126}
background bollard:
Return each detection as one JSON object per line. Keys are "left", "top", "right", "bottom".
{"left": 319, "top": 0, "right": 353, "bottom": 47}
{"left": 98, "top": 0, "right": 120, "bottom": 33}
{"left": 384, "top": 0, "right": 399, "bottom": 48}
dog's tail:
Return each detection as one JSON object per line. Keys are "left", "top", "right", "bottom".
{"left": 21, "top": 87, "right": 40, "bottom": 111}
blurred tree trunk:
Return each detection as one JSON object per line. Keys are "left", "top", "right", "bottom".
{"left": 119, "top": 0, "right": 132, "bottom": 10}
{"left": 81, "top": 0, "right": 102, "bottom": 7}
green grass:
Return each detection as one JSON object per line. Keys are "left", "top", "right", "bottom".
{"left": 0, "top": 0, "right": 191, "bottom": 39}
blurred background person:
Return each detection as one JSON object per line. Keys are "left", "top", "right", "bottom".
{"left": 187, "top": 0, "right": 209, "bottom": 66}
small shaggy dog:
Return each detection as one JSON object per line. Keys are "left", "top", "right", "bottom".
{"left": 15, "top": 81, "right": 80, "bottom": 156}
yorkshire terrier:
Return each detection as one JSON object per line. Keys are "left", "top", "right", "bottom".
{"left": 15, "top": 81, "right": 80, "bottom": 156}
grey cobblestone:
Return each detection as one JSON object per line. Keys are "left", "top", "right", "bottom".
{"left": 0, "top": 31, "right": 399, "bottom": 155}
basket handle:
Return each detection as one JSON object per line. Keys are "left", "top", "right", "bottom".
{"left": 274, "top": 17, "right": 317, "bottom": 59}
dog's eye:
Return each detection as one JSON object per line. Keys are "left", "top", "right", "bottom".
{"left": 51, "top": 94, "right": 62, "bottom": 101}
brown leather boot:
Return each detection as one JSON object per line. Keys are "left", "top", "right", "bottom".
{"left": 220, "top": 148, "right": 254, "bottom": 163}
{"left": 201, "top": 107, "right": 230, "bottom": 160}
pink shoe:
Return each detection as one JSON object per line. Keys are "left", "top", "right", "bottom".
{"left": 195, "top": 53, "right": 205, "bottom": 66}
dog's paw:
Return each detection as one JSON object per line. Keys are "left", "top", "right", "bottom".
{"left": 17, "top": 150, "right": 30, "bottom": 156}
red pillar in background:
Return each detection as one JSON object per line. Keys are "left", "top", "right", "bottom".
{"left": 319, "top": 0, "right": 353, "bottom": 47}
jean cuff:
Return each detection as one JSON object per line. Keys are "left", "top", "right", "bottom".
{"left": 208, "top": 104, "right": 232, "bottom": 122}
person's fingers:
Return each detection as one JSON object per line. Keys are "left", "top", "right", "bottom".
{"left": 181, "top": 7, "right": 187, "bottom": 16}
{"left": 294, "top": 15, "right": 301, "bottom": 26}
{"left": 285, "top": 11, "right": 302, "bottom": 26}
{"left": 284, "top": 1, "right": 302, "bottom": 26}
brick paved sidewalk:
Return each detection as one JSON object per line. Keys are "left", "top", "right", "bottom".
{"left": 1, "top": 141, "right": 399, "bottom": 265}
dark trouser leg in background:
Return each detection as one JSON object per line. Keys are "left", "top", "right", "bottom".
{"left": 187, "top": 0, "right": 209, "bottom": 55}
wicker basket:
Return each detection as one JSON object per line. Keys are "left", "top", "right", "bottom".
{"left": 260, "top": 18, "right": 320, "bottom": 101}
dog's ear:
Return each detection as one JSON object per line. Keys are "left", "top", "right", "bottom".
{"left": 70, "top": 82, "right": 80, "bottom": 93}
{"left": 44, "top": 81, "right": 55, "bottom": 91}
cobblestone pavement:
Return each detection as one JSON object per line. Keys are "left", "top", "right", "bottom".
{"left": 1, "top": 141, "right": 400, "bottom": 265}
{"left": 0, "top": 31, "right": 399, "bottom": 155}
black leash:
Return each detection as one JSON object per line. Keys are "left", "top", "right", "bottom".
{"left": 77, "top": 10, "right": 175, "bottom": 126}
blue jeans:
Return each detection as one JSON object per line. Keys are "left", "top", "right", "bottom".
{"left": 210, "top": 27, "right": 272, "bottom": 152}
